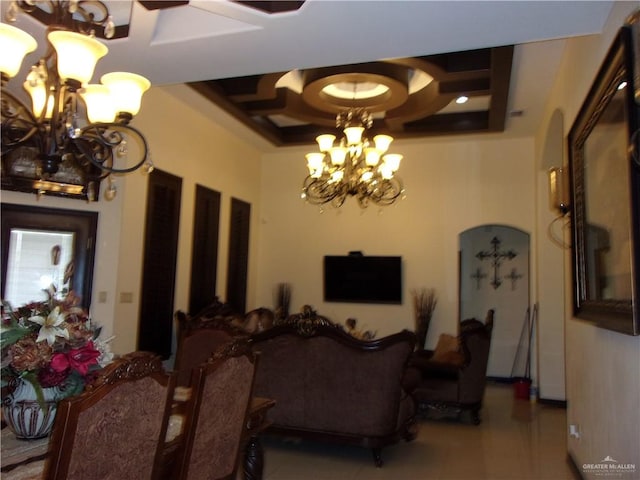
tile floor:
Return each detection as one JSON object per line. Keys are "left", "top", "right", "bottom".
{"left": 258, "top": 382, "right": 576, "bottom": 480}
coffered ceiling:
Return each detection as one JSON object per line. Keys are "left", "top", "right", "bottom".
{"left": 190, "top": 46, "right": 514, "bottom": 145}
{"left": 1, "top": 0, "right": 617, "bottom": 145}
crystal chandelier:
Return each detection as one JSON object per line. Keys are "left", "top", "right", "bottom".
{"left": 0, "top": 0, "right": 153, "bottom": 201}
{"left": 301, "top": 108, "right": 404, "bottom": 208}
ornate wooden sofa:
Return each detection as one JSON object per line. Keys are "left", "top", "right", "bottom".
{"left": 249, "top": 313, "right": 418, "bottom": 467}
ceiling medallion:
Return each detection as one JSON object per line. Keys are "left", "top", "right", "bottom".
{"left": 301, "top": 64, "right": 409, "bottom": 113}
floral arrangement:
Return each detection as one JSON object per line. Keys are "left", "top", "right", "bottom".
{"left": 1, "top": 286, "right": 113, "bottom": 404}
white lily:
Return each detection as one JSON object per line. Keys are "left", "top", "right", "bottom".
{"left": 29, "top": 306, "right": 69, "bottom": 346}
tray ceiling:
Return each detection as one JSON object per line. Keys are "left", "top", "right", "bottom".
{"left": 190, "top": 46, "right": 513, "bottom": 146}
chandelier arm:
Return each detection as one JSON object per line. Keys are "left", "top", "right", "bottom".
{"left": 0, "top": 89, "right": 44, "bottom": 148}
{"left": 302, "top": 176, "right": 343, "bottom": 205}
{"left": 77, "top": 123, "right": 149, "bottom": 174}
{"left": 69, "top": 1, "right": 111, "bottom": 25}
{"left": 367, "top": 177, "right": 404, "bottom": 206}
{"left": 14, "top": 1, "right": 41, "bottom": 15}
{"left": 15, "top": 1, "right": 111, "bottom": 35}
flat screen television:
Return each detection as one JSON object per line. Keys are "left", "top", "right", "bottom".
{"left": 323, "top": 255, "right": 402, "bottom": 304}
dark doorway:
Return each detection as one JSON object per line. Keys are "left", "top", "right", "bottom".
{"left": 138, "top": 169, "right": 182, "bottom": 359}
{"left": 226, "top": 198, "right": 250, "bottom": 314}
{"left": 189, "top": 185, "right": 221, "bottom": 314}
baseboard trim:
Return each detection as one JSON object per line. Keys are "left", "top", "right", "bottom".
{"left": 538, "top": 397, "right": 567, "bottom": 408}
{"left": 487, "top": 376, "right": 513, "bottom": 384}
{"left": 567, "top": 452, "right": 584, "bottom": 480}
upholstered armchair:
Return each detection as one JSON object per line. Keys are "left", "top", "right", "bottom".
{"left": 410, "top": 309, "right": 494, "bottom": 424}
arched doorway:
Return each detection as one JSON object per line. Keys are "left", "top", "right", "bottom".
{"left": 459, "top": 224, "right": 530, "bottom": 379}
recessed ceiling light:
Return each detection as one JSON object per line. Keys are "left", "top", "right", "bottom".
{"left": 456, "top": 95, "right": 469, "bottom": 104}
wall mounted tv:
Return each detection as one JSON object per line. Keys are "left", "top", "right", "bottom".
{"left": 323, "top": 255, "right": 402, "bottom": 304}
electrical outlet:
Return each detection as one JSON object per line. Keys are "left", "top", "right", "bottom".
{"left": 120, "top": 292, "right": 133, "bottom": 303}
{"left": 98, "top": 291, "right": 107, "bottom": 303}
{"left": 569, "top": 424, "right": 580, "bottom": 439}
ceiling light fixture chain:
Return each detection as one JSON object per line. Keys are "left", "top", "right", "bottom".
{"left": 1, "top": 0, "right": 150, "bottom": 201}
{"left": 301, "top": 107, "right": 405, "bottom": 209}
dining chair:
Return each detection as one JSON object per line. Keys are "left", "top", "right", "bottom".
{"left": 44, "top": 351, "right": 176, "bottom": 480}
{"left": 173, "top": 339, "right": 258, "bottom": 480}
{"left": 173, "top": 309, "right": 248, "bottom": 388}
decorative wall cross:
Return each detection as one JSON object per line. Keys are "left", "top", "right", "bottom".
{"left": 470, "top": 267, "right": 487, "bottom": 290}
{"left": 505, "top": 268, "right": 523, "bottom": 290}
{"left": 475, "top": 236, "right": 518, "bottom": 289}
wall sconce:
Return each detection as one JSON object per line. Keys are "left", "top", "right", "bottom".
{"left": 547, "top": 166, "right": 571, "bottom": 249}
{"left": 548, "top": 167, "right": 570, "bottom": 216}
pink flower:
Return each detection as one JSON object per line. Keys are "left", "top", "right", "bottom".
{"left": 51, "top": 341, "right": 100, "bottom": 376}
{"left": 38, "top": 366, "right": 69, "bottom": 388}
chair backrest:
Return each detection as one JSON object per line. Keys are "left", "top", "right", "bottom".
{"left": 174, "top": 310, "right": 247, "bottom": 387}
{"left": 44, "top": 351, "right": 175, "bottom": 480}
{"left": 251, "top": 324, "right": 415, "bottom": 435}
{"left": 175, "top": 340, "right": 257, "bottom": 480}
{"left": 458, "top": 309, "right": 494, "bottom": 403}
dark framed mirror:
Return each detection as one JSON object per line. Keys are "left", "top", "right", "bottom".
{"left": 1, "top": 204, "right": 98, "bottom": 309}
{"left": 568, "top": 23, "right": 640, "bottom": 335}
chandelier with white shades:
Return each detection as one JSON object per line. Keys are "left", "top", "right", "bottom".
{"left": 0, "top": 0, "right": 153, "bottom": 201}
{"left": 301, "top": 108, "right": 405, "bottom": 208}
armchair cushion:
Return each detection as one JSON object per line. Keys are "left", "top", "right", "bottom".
{"left": 431, "top": 334, "right": 465, "bottom": 366}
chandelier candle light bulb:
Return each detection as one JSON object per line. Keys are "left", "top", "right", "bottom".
{"left": 0, "top": 23, "right": 36, "bottom": 79}
{"left": 316, "top": 134, "right": 336, "bottom": 152}
{"left": 101, "top": 72, "right": 151, "bottom": 119}
{"left": 23, "top": 80, "right": 53, "bottom": 119}
{"left": 80, "top": 85, "right": 116, "bottom": 123}
{"left": 329, "top": 147, "right": 347, "bottom": 165}
{"left": 344, "top": 126, "right": 364, "bottom": 145}
{"left": 373, "top": 134, "right": 393, "bottom": 152}
{"left": 48, "top": 30, "right": 108, "bottom": 86}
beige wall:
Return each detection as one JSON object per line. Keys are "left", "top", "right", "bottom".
{"left": 258, "top": 136, "right": 536, "bottom": 343}
{"left": 536, "top": 1, "right": 640, "bottom": 473}
{"left": 2, "top": 84, "right": 267, "bottom": 355}
{"left": 110, "top": 84, "right": 265, "bottom": 354}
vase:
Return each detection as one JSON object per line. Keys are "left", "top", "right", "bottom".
{"left": 2, "top": 379, "right": 62, "bottom": 439}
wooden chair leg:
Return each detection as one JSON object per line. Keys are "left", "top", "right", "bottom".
{"left": 244, "top": 435, "right": 265, "bottom": 480}
{"left": 470, "top": 408, "right": 481, "bottom": 425}
{"left": 371, "top": 448, "right": 384, "bottom": 467}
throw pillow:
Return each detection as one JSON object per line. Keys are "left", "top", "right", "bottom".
{"left": 431, "top": 333, "right": 465, "bottom": 366}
